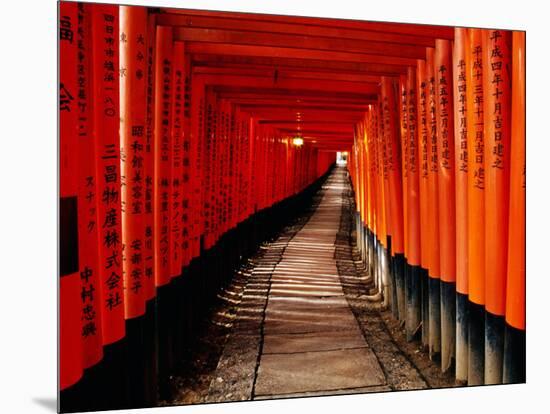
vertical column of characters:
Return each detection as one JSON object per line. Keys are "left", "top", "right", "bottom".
{"left": 59, "top": 1, "right": 83, "bottom": 390}
{"left": 503, "top": 31, "right": 525, "bottom": 384}
{"left": 268, "top": 135, "right": 274, "bottom": 207}
{"left": 142, "top": 10, "right": 156, "bottom": 302}
{"left": 281, "top": 135, "right": 287, "bottom": 195}
{"left": 242, "top": 113, "right": 249, "bottom": 217}
{"left": 225, "top": 101, "right": 233, "bottom": 233}
{"left": 466, "top": 28, "right": 485, "bottom": 385}
{"left": 256, "top": 126, "right": 264, "bottom": 207}
{"left": 365, "top": 111, "right": 374, "bottom": 264}
{"left": 213, "top": 93, "right": 221, "bottom": 242}
{"left": 368, "top": 107, "right": 378, "bottom": 243}
{"left": 237, "top": 112, "right": 247, "bottom": 222}
{"left": 189, "top": 75, "right": 204, "bottom": 258}
{"left": 378, "top": 100, "right": 388, "bottom": 252}
{"left": 360, "top": 122, "right": 365, "bottom": 219}
{"left": 309, "top": 146, "right": 314, "bottom": 185}
{"left": 170, "top": 41, "right": 185, "bottom": 279}
{"left": 308, "top": 142, "right": 312, "bottom": 184}
{"left": 235, "top": 108, "right": 243, "bottom": 226}
{"left": 359, "top": 124, "right": 366, "bottom": 225}
{"left": 375, "top": 101, "right": 387, "bottom": 295}
{"left": 201, "top": 88, "right": 211, "bottom": 248}
{"left": 220, "top": 100, "right": 229, "bottom": 238}
{"left": 181, "top": 54, "right": 192, "bottom": 268}
{"left": 276, "top": 137, "right": 282, "bottom": 202}
{"left": 262, "top": 130, "right": 269, "bottom": 207}
{"left": 416, "top": 59, "right": 431, "bottom": 347}
{"left": 353, "top": 126, "right": 361, "bottom": 224}
{"left": 398, "top": 75, "right": 410, "bottom": 268}
{"left": 258, "top": 123, "right": 264, "bottom": 207}
{"left": 383, "top": 77, "right": 406, "bottom": 321}
{"left": 364, "top": 111, "right": 376, "bottom": 260}
{"left": 291, "top": 131, "right": 298, "bottom": 196}
{"left": 204, "top": 88, "right": 219, "bottom": 249}
{"left": 365, "top": 111, "right": 373, "bottom": 242}
{"left": 228, "top": 104, "right": 237, "bottom": 230}
{"left": 259, "top": 123, "right": 265, "bottom": 207}
{"left": 233, "top": 110, "right": 242, "bottom": 223}
{"left": 483, "top": 29, "right": 512, "bottom": 385}
{"left": 244, "top": 115, "right": 252, "bottom": 220}
{"left": 216, "top": 98, "right": 224, "bottom": 240}
{"left": 378, "top": 97, "right": 392, "bottom": 305}
{"left": 284, "top": 135, "right": 290, "bottom": 199}
{"left": 220, "top": 100, "right": 227, "bottom": 237}
{"left": 363, "top": 121, "right": 370, "bottom": 229}
{"left": 271, "top": 136, "right": 281, "bottom": 204}
{"left": 195, "top": 82, "right": 205, "bottom": 254}
{"left": 407, "top": 67, "right": 421, "bottom": 265}
{"left": 426, "top": 47, "right": 442, "bottom": 359}
{"left": 357, "top": 123, "right": 364, "bottom": 226}
{"left": 286, "top": 131, "right": 294, "bottom": 198}
{"left": 211, "top": 97, "right": 220, "bottom": 245}
{"left": 453, "top": 27, "right": 470, "bottom": 383}
{"left": 292, "top": 135, "right": 298, "bottom": 195}
{"left": 298, "top": 138, "right": 303, "bottom": 192}
{"left": 382, "top": 79, "right": 404, "bottom": 259}
{"left": 153, "top": 26, "right": 173, "bottom": 287}
{"left": 303, "top": 140, "right": 308, "bottom": 189}
{"left": 76, "top": 2, "right": 103, "bottom": 369}
{"left": 91, "top": 4, "right": 125, "bottom": 345}
{"left": 261, "top": 130, "right": 268, "bottom": 206}
{"left": 235, "top": 112, "right": 242, "bottom": 222}
{"left": 119, "top": 5, "right": 148, "bottom": 319}
{"left": 247, "top": 118, "right": 255, "bottom": 216}
{"left": 221, "top": 101, "right": 229, "bottom": 232}
{"left": 406, "top": 66, "right": 422, "bottom": 340}
{"left": 301, "top": 142, "right": 306, "bottom": 192}
{"left": 356, "top": 124, "right": 363, "bottom": 223}
{"left": 372, "top": 106, "right": 380, "bottom": 245}
{"left": 219, "top": 99, "right": 227, "bottom": 239}
{"left": 435, "top": 39, "right": 457, "bottom": 373}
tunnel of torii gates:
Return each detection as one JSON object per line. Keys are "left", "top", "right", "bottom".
{"left": 59, "top": 1, "right": 526, "bottom": 410}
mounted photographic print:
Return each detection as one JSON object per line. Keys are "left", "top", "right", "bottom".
{"left": 58, "top": 1, "right": 526, "bottom": 412}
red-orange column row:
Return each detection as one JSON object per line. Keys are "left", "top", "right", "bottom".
{"left": 59, "top": 3, "right": 335, "bottom": 394}
{"left": 350, "top": 27, "right": 525, "bottom": 386}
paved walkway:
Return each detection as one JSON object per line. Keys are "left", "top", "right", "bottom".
{"left": 206, "top": 168, "right": 388, "bottom": 401}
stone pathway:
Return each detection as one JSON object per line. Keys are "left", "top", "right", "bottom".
{"left": 206, "top": 168, "right": 389, "bottom": 401}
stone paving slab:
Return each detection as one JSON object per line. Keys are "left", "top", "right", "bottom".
{"left": 263, "top": 304, "right": 358, "bottom": 333}
{"left": 268, "top": 284, "right": 344, "bottom": 298}
{"left": 270, "top": 274, "right": 341, "bottom": 282}
{"left": 254, "top": 385, "right": 393, "bottom": 400}
{"left": 267, "top": 295, "right": 349, "bottom": 307}
{"left": 263, "top": 330, "right": 368, "bottom": 354}
{"left": 269, "top": 279, "right": 342, "bottom": 289}
{"left": 254, "top": 347, "right": 386, "bottom": 396}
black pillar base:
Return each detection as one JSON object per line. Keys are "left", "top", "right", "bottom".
{"left": 503, "top": 323, "right": 526, "bottom": 384}
{"left": 468, "top": 301, "right": 485, "bottom": 385}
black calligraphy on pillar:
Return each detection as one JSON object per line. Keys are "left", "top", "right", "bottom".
{"left": 419, "top": 80, "right": 429, "bottom": 179}
{"left": 428, "top": 75, "right": 438, "bottom": 173}
{"left": 408, "top": 85, "right": 418, "bottom": 174}
{"left": 472, "top": 43, "right": 484, "bottom": 189}
{"left": 457, "top": 58, "right": 468, "bottom": 173}
{"left": 489, "top": 30, "right": 506, "bottom": 170}
{"left": 438, "top": 64, "right": 451, "bottom": 170}
{"left": 401, "top": 83, "right": 409, "bottom": 178}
